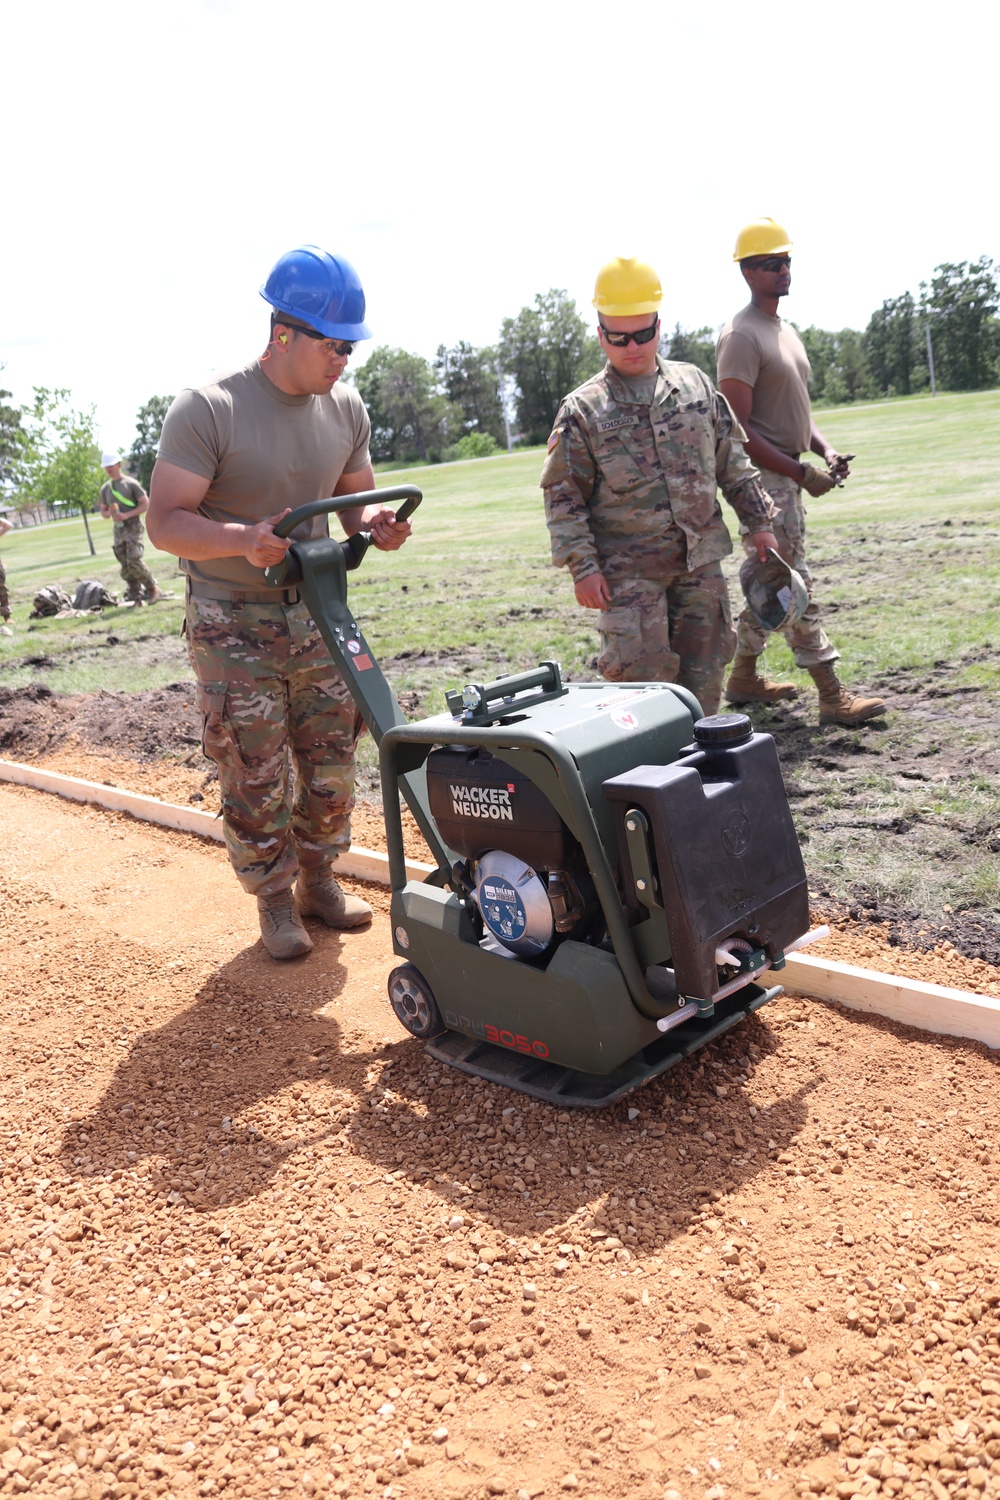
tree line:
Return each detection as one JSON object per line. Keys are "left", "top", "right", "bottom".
{"left": 0, "top": 386, "right": 171, "bottom": 525}
{"left": 2, "top": 256, "right": 996, "bottom": 517}
{"left": 356, "top": 255, "right": 1000, "bottom": 460}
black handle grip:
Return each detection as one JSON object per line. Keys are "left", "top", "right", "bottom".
{"left": 273, "top": 485, "right": 422, "bottom": 540}
{"left": 476, "top": 663, "right": 561, "bottom": 703}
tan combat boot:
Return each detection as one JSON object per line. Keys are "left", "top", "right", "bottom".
{"left": 296, "top": 866, "right": 372, "bottom": 929}
{"left": 257, "top": 889, "right": 314, "bottom": 960}
{"left": 809, "top": 662, "right": 886, "bottom": 726}
{"left": 724, "top": 653, "right": 798, "bottom": 705}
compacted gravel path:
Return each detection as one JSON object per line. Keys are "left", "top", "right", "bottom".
{"left": 2, "top": 780, "right": 1000, "bottom": 1500}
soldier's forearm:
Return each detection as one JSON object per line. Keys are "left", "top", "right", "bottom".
{"left": 808, "top": 422, "right": 834, "bottom": 463}
{"left": 740, "top": 424, "right": 803, "bottom": 480}
{"left": 146, "top": 505, "right": 259, "bottom": 562}
{"left": 547, "top": 532, "right": 601, "bottom": 581}
{"left": 725, "top": 476, "right": 776, "bottom": 532}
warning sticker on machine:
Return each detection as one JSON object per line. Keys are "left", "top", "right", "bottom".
{"left": 591, "top": 688, "right": 651, "bottom": 711}
{"left": 449, "top": 784, "right": 515, "bottom": 821}
{"left": 352, "top": 654, "right": 374, "bottom": 671}
{"left": 610, "top": 708, "right": 639, "bottom": 731}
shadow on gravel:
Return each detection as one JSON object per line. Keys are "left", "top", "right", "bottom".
{"left": 342, "top": 1014, "right": 820, "bottom": 1250}
{"left": 57, "top": 952, "right": 818, "bottom": 1253}
{"left": 57, "top": 929, "right": 385, "bottom": 1210}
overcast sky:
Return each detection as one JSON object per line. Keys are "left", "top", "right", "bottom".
{"left": 2, "top": 0, "right": 997, "bottom": 452}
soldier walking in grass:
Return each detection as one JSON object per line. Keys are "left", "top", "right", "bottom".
{"left": 541, "top": 257, "right": 778, "bottom": 716}
{"left": 717, "top": 219, "right": 885, "bottom": 726}
{"left": 0, "top": 511, "right": 12, "bottom": 631}
{"left": 148, "top": 245, "right": 411, "bottom": 961}
{"left": 98, "top": 453, "right": 162, "bottom": 605}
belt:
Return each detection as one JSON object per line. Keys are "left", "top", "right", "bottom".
{"left": 186, "top": 578, "right": 301, "bottom": 605}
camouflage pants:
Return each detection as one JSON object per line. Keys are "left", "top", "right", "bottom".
{"left": 596, "top": 561, "right": 736, "bottom": 716}
{"left": 113, "top": 527, "right": 157, "bottom": 601}
{"left": 0, "top": 555, "right": 9, "bottom": 618}
{"left": 186, "top": 595, "right": 364, "bottom": 897}
{"left": 735, "top": 469, "right": 837, "bottom": 667}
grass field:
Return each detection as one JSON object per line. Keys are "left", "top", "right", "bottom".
{"left": 2, "top": 389, "right": 998, "bottom": 946}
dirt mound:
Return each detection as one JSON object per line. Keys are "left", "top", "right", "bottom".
{"left": 2, "top": 670, "right": 997, "bottom": 966}
{"left": 0, "top": 681, "right": 202, "bottom": 764}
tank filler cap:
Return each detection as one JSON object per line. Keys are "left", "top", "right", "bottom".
{"left": 693, "top": 713, "right": 753, "bottom": 747}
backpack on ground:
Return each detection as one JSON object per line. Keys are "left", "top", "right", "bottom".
{"left": 30, "top": 586, "right": 73, "bottom": 618}
{"left": 73, "top": 579, "right": 118, "bottom": 611}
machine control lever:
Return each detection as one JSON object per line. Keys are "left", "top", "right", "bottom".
{"left": 446, "top": 662, "right": 566, "bottom": 724}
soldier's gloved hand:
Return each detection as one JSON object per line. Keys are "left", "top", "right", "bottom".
{"left": 800, "top": 463, "right": 839, "bottom": 498}
{"left": 826, "top": 451, "right": 855, "bottom": 481}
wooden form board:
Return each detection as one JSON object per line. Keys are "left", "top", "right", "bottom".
{"left": 781, "top": 951, "right": 1000, "bottom": 1051}
{"left": 0, "top": 758, "right": 435, "bottom": 886}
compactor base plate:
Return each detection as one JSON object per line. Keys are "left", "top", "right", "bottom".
{"left": 424, "top": 982, "right": 781, "bottom": 1109}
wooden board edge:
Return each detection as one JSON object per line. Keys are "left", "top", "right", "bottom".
{"left": 0, "top": 757, "right": 433, "bottom": 885}
{"left": 782, "top": 951, "right": 1000, "bottom": 1050}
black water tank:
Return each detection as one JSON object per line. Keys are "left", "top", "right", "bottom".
{"left": 603, "top": 729, "right": 809, "bottom": 1001}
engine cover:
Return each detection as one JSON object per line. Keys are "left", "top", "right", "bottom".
{"left": 426, "top": 746, "right": 575, "bottom": 868}
{"left": 474, "top": 850, "right": 553, "bottom": 958}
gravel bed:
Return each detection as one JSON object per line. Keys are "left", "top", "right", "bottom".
{"left": 2, "top": 774, "right": 1000, "bottom": 1500}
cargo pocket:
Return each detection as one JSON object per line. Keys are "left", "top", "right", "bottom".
{"left": 597, "top": 607, "right": 642, "bottom": 682}
{"left": 196, "top": 681, "right": 246, "bottom": 769}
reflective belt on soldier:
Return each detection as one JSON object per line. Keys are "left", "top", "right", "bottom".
{"left": 110, "top": 482, "right": 139, "bottom": 512}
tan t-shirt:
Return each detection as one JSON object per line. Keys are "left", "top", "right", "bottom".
{"left": 157, "top": 361, "right": 371, "bottom": 591}
{"left": 100, "top": 475, "right": 145, "bottom": 516}
{"left": 716, "top": 303, "right": 812, "bottom": 457}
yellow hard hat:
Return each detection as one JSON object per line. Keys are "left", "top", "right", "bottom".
{"left": 732, "top": 217, "right": 793, "bottom": 263}
{"left": 593, "top": 256, "right": 662, "bottom": 316}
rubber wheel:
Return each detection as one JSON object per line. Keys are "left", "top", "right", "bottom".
{"left": 387, "top": 963, "right": 445, "bottom": 1040}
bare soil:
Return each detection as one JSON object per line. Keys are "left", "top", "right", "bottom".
{"left": 1, "top": 671, "right": 997, "bottom": 966}
{"left": 3, "top": 780, "right": 1000, "bottom": 1500}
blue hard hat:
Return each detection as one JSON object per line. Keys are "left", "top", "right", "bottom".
{"left": 260, "top": 245, "right": 371, "bottom": 340}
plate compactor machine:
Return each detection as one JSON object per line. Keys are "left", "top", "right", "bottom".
{"left": 266, "top": 486, "right": 824, "bottom": 1108}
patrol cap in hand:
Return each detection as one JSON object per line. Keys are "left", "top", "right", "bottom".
{"left": 739, "top": 547, "right": 809, "bottom": 631}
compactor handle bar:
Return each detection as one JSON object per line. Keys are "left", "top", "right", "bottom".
{"left": 446, "top": 661, "right": 567, "bottom": 725}
{"left": 273, "top": 485, "right": 423, "bottom": 540}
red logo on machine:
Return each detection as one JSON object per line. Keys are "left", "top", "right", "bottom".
{"left": 444, "top": 1008, "right": 550, "bottom": 1058}
{"left": 483, "top": 1024, "right": 549, "bottom": 1059}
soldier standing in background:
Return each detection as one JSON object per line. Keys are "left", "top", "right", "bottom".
{"left": 717, "top": 219, "right": 885, "bottom": 726}
{"left": 540, "top": 256, "right": 778, "bottom": 716}
{"left": 98, "top": 453, "right": 162, "bottom": 604}
{"left": 0, "top": 512, "right": 12, "bottom": 630}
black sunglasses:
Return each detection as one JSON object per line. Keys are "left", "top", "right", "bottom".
{"left": 598, "top": 318, "right": 660, "bottom": 348}
{"left": 281, "top": 322, "right": 357, "bottom": 356}
{"left": 747, "top": 255, "right": 791, "bottom": 272}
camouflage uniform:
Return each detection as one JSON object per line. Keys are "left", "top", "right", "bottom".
{"left": 734, "top": 469, "right": 837, "bottom": 667}
{"left": 112, "top": 514, "right": 158, "bottom": 602}
{"left": 186, "top": 591, "right": 364, "bottom": 897}
{"left": 0, "top": 555, "right": 9, "bottom": 620}
{"left": 541, "top": 358, "right": 775, "bottom": 713}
